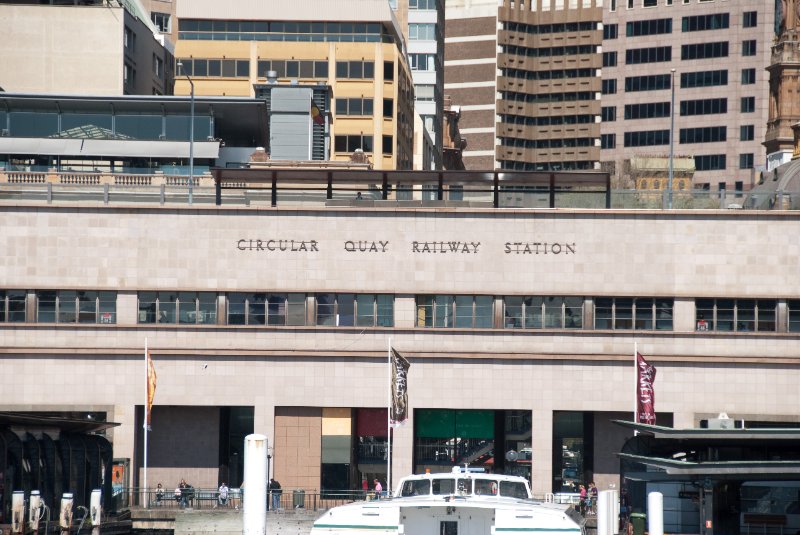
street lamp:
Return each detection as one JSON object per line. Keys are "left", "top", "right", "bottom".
{"left": 177, "top": 62, "right": 194, "bottom": 205}
{"left": 668, "top": 68, "right": 676, "bottom": 209}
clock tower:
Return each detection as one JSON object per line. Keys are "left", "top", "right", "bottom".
{"left": 765, "top": 0, "right": 800, "bottom": 169}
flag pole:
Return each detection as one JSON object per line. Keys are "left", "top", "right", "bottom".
{"left": 143, "top": 338, "right": 149, "bottom": 508}
{"left": 387, "top": 338, "right": 392, "bottom": 496}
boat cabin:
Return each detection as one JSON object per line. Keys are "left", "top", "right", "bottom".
{"left": 397, "top": 468, "right": 531, "bottom": 500}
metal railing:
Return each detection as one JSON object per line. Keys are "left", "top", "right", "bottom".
{"left": 0, "top": 172, "right": 794, "bottom": 210}
{"left": 121, "top": 487, "right": 369, "bottom": 512}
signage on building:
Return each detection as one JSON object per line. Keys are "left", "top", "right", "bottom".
{"left": 236, "top": 239, "right": 576, "bottom": 255}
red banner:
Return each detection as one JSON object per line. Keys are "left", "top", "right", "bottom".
{"left": 636, "top": 352, "right": 656, "bottom": 425}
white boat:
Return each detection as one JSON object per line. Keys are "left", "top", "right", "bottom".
{"left": 311, "top": 467, "right": 585, "bottom": 535}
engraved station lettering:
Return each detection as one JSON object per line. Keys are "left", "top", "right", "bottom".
{"left": 237, "top": 239, "right": 319, "bottom": 252}
{"left": 344, "top": 240, "right": 389, "bottom": 253}
{"left": 504, "top": 242, "right": 576, "bottom": 255}
{"left": 412, "top": 241, "right": 481, "bottom": 254}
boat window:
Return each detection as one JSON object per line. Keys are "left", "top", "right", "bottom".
{"left": 400, "top": 479, "right": 431, "bottom": 497}
{"left": 499, "top": 481, "right": 529, "bottom": 499}
{"left": 432, "top": 478, "right": 455, "bottom": 495}
{"left": 474, "top": 480, "right": 498, "bottom": 496}
{"left": 456, "top": 478, "right": 470, "bottom": 495}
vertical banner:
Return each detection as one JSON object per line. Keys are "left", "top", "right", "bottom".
{"left": 146, "top": 349, "right": 157, "bottom": 426}
{"left": 636, "top": 352, "right": 657, "bottom": 425}
{"left": 390, "top": 348, "right": 410, "bottom": 427}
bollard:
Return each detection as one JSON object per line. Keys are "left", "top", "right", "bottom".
{"left": 609, "top": 489, "right": 620, "bottom": 535}
{"left": 59, "top": 493, "right": 74, "bottom": 535}
{"left": 243, "top": 434, "right": 268, "bottom": 535}
{"left": 647, "top": 492, "right": 664, "bottom": 535}
{"left": 90, "top": 489, "right": 102, "bottom": 535}
{"left": 11, "top": 491, "right": 25, "bottom": 534}
{"left": 29, "top": 491, "right": 43, "bottom": 533}
{"left": 597, "top": 490, "right": 613, "bottom": 535}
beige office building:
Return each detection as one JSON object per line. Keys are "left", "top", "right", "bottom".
{"left": 0, "top": 0, "right": 172, "bottom": 96}
{"left": 1, "top": 172, "right": 799, "bottom": 503}
{"left": 173, "top": 0, "right": 415, "bottom": 170}
{"left": 601, "top": 0, "right": 775, "bottom": 191}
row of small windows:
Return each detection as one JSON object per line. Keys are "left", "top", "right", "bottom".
{"left": 624, "top": 130, "right": 670, "bottom": 147}
{"left": 682, "top": 13, "right": 729, "bottom": 32}
{"left": 500, "top": 114, "right": 594, "bottom": 126}
{"left": 178, "top": 20, "right": 391, "bottom": 43}
{"left": 256, "top": 59, "right": 329, "bottom": 79}
{"left": 333, "top": 135, "right": 394, "bottom": 155}
{"left": 499, "top": 160, "right": 596, "bottom": 171}
{"left": 503, "top": 44, "right": 595, "bottom": 59}
{"left": 626, "top": 46, "right": 671, "bottom": 64}
{"left": 680, "top": 126, "right": 727, "bottom": 144}
{"left": 608, "top": 12, "right": 753, "bottom": 36}
{"left": 499, "top": 137, "right": 594, "bottom": 149}
{"left": 175, "top": 58, "right": 249, "bottom": 78}
{"left": 695, "top": 154, "right": 726, "bottom": 171}
{"left": 0, "top": 291, "right": 116, "bottom": 324}
{"left": 625, "top": 74, "right": 670, "bottom": 92}
{"left": 681, "top": 42, "right": 728, "bottom": 60}
{"left": 627, "top": 18, "right": 672, "bottom": 37}
{"left": 335, "top": 98, "right": 374, "bottom": 117}
{"left": 681, "top": 69, "right": 727, "bottom": 88}
{"left": 5, "top": 291, "right": 799, "bottom": 333}
{"left": 501, "top": 91, "right": 595, "bottom": 104}
{"left": 680, "top": 98, "right": 727, "bottom": 116}
{"left": 503, "top": 68, "right": 595, "bottom": 81}
{"left": 696, "top": 299, "right": 776, "bottom": 332}
{"left": 624, "top": 102, "right": 670, "bottom": 120}
{"left": 506, "top": 21, "right": 596, "bottom": 35}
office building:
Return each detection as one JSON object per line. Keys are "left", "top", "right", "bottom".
{"left": 392, "top": 0, "right": 445, "bottom": 169}
{"left": 173, "top": 0, "right": 415, "bottom": 170}
{"left": 601, "top": 0, "right": 775, "bottom": 191}
{"left": 445, "top": 0, "right": 603, "bottom": 171}
{"left": 0, "top": 0, "right": 172, "bottom": 96}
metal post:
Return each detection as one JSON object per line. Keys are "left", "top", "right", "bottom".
{"left": 668, "top": 68, "right": 676, "bottom": 209}
{"left": 177, "top": 62, "right": 194, "bottom": 205}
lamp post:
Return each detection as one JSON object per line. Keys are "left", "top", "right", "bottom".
{"left": 177, "top": 62, "right": 194, "bottom": 205}
{"left": 668, "top": 68, "right": 676, "bottom": 209}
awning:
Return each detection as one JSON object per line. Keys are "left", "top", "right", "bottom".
{"left": 0, "top": 137, "right": 220, "bottom": 159}
{"left": 618, "top": 452, "right": 800, "bottom": 479}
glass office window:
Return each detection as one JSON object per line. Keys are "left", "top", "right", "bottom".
{"left": 789, "top": 301, "right": 800, "bottom": 332}
{"left": 116, "top": 114, "right": 163, "bottom": 140}
{"left": 9, "top": 112, "right": 59, "bottom": 137}
{"left": 61, "top": 113, "right": 113, "bottom": 134}
{"left": 0, "top": 290, "right": 27, "bottom": 323}
{"left": 37, "top": 290, "right": 57, "bottom": 323}
{"left": 595, "top": 298, "right": 672, "bottom": 330}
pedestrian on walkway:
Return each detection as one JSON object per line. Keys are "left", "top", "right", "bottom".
{"left": 269, "top": 478, "right": 282, "bottom": 510}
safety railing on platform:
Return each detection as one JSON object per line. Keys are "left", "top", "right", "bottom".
{"left": 121, "top": 487, "right": 371, "bottom": 512}
{"left": 0, "top": 172, "right": 795, "bottom": 210}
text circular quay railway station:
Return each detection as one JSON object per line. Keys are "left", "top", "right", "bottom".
{"left": 1, "top": 169, "right": 800, "bottom": 535}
